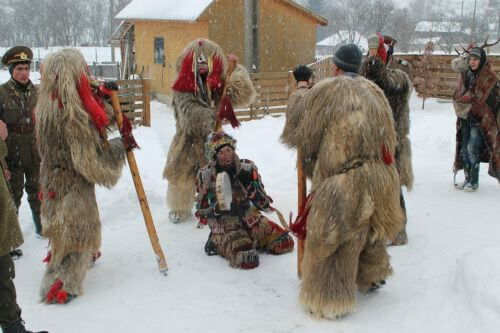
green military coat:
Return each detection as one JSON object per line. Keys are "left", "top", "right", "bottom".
{"left": 0, "top": 79, "right": 40, "bottom": 168}
{"left": 0, "top": 139, "right": 23, "bottom": 256}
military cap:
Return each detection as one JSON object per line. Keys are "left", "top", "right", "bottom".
{"left": 2, "top": 46, "right": 33, "bottom": 66}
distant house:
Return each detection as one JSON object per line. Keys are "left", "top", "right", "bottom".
{"left": 411, "top": 21, "right": 470, "bottom": 53}
{"left": 112, "top": 0, "right": 327, "bottom": 98}
{"left": 316, "top": 31, "right": 367, "bottom": 58}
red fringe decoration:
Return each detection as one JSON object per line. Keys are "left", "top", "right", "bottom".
{"left": 120, "top": 114, "right": 139, "bottom": 150}
{"left": 48, "top": 190, "right": 56, "bottom": 199}
{"left": 289, "top": 192, "right": 314, "bottom": 240}
{"left": 208, "top": 55, "right": 224, "bottom": 93}
{"left": 172, "top": 51, "right": 196, "bottom": 93}
{"left": 42, "top": 251, "right": 51, "bottom": 264}
{"left": 376, "top": 33, "right": 387, "bottom": 64}
{"left": 218, "top": 95, "right": 240, "bottom": 128}
{"left": 46, "top": 278, "right": 63, "bottom": 303}
{"left": 37, "top": 191, "right": 43, "bottom": 202}
{"left": 382, "top": 143, "right": 394, "bottom": 165}
{"left": 77, "top": 74, "right": 109, "bottom": 133}
{"left": 56, "top": 290, "right": 68, "bottom": 304}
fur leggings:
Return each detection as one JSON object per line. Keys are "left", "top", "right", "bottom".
{"left": 40, "top": 251, "right": 92, "bottom": 301}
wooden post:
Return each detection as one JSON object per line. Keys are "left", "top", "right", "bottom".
{"left": 142, "top": 79, "right": 151, "bottom": 127}
{"left": 297, "top": 151, "right": 307, "bottom": 278}
{"left": 110, "top": 90, "right": 168, "bottom": 274}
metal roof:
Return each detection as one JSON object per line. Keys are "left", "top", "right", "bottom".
{"left": 115, "top": 0, "right": 213, "bottom": 22}
{"left": 115, "top": 0, "right": 327, "bottom": 25}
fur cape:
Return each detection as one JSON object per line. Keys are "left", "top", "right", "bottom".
{"left": 360, "top": 56, "right": 414, "bottom": 190}
{"left": 452, "top": 62, "right": 499, "bottom": 181}
{"left": 36, "top": 48, "right": 126, "bottom": 299}
{"left": 286, "top": 75, "right": 404, "bottom": 319}
{"left": 163, "top": 39, "right": 256, "bottom": 215}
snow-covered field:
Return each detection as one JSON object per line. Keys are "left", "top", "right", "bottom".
{"left": 2, "top": 69, "right": 499, "bottom": 332}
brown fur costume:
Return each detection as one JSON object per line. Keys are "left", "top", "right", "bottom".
{"left": 360, "top": 56, "right": 413, "bottom": 245}
{"left": 283, "top": 75, "right": 403, "bottom": 319}
{"left": 163, "top": 39, "right": 256, "bottom": 220}
{"left": 36, "top": 48, "right": 126, "bottom": 301}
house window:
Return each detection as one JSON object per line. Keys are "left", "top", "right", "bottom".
{"left": 154, "top": 37, "right": 165, "bottom": 64}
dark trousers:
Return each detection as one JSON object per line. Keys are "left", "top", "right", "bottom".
{"left": 7, "top": 163, "right": 40, "bottom": 214}
{"left": 460, "top": 124, "right": 484, "bottom": 185}
{"left": 0, "top": 254, "right": 21, "bottom": 326}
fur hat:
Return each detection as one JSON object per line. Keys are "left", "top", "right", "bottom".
{"left": 293, "top": 64, "right": 313, "bottom": 82}
{"left": 205, "top": 131, "right": 237, "bottom": 160}
{"left": 333, "top": 44, "right": 362, "bottom": 73}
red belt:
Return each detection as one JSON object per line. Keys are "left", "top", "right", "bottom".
{"left": 7, "top": 124, "right": 34, "bottom": 134}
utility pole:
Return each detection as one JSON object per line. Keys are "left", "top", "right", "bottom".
{"left": 471, "top": 0, "right": 478, "bottom": 42}
{"left": 110, "top": 0, "right": 115, "bottom": 63}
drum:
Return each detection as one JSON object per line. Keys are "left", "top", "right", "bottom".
{"left": 215, "top": 172, "right": 232, "bottom": 211}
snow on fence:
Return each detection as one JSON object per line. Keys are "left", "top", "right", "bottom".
{"left": 116, "top": 79, "right": 151, "bottom": 127}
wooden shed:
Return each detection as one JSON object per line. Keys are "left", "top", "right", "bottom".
{"left": 113, "top": 0, "right": 327, "bottom": 98}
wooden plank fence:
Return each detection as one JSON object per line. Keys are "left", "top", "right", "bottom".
{"left": 236, "top": 54, "right": 500, "bottom": 122}
{"left": 116, "top": 78, "right": 151, "bottom": 126}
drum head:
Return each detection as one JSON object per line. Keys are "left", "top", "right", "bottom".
{"left": 216, "top": 172, "right": 232, "bottom": 211}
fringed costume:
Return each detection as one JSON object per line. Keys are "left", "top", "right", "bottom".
{"left": 36, "top": 48, "right": 127, "bottom": 303}
{"left": 163, "top": 39, "right": 256, "bottom": 223}
{"left": 282, "top": 75, "right": 404, "bottom": 319}
{"left": 195, "top": 132, "right": 294, "bottom": 269}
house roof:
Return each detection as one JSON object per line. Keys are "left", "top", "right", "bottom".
{"left": 317, "top": 31, "right": 367, "bottom": 51}
{"left": 115, "top": 0, "right": 327, "bottom": 25}
{"left": 115, "top": 0, "right": 213, "bottom": 22}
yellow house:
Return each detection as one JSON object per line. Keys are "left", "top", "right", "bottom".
{"left": 113, "top": 0, "right": 327, "bottom": 99}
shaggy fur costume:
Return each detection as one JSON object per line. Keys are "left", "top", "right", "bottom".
{"left": 452, "top": 61, "right": 499, "bottom": 181}
{"left": 282, "top": 75, "right": 404, "bottom": 319}
{"left": 360, "top": 56, "right": 413, "bottom": 245}
{"left": 163, "top": 39, "right": 256, "bottom": 218}
{"left": 195, "top": 154, "right": 294, "bottom": 269}
{"left": 36, "top": 48, "right": 126, "bottom": 302}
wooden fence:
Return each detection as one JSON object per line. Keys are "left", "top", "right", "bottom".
{"left": 116, "top": 78, "right": 151, "bottom": 126}
{"left": 236, "top": 72, "right": 295, "bottom": 121}
{"left": 397, "top": 54, "right": 500, "bottom": 99}
{"left": 236, "top": 54, "right": 500, "bottom": 120}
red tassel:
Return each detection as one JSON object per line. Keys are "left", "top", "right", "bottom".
{"left": 42, "top": 251, "right": 51, "bottom": 264}
{"left": 208, "top": 55, "right": 224, "bottom": 93}
{"left": 56, "top": 290, "right": 68, "bottom": 304}
{"left": 38, "top": 191, "right": 43, "bottom": 201}
{"left": 376, "top": 32, "right": 387, "bottom": 64}
{"left": 47, "top": 279, "right": 63, "bottom": 303}
{"left": 382, "top": 143, "right": 394, "bottom": 165}
{"left": 172, "top": 51, "right": 196, "bottom": 93}
{"left": 120, "top": 114, "right": 139, "bottom": 150}
{"left": 48, "top": 190, "right": 56, "bottom": 199}
{"left": 289, "top": 192, "right": 314, "bottom": 240}
{"left": 77, "top": 74, "right": 109, "bottom": 133}
{"left": 218, "top": 95, "right": 240, "bottom": 128}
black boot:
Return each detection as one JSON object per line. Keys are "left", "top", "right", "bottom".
{"left": 31, "top": 210, "right": 43, "bottom": 238}
{"left": 9, "top": 249, "right": 23, "bottom": 260}
{"left": 0, "top": 319, "right": 48, "bottom": 333}
{"left": 204, "top": 232, "right": 217, "bottom": 256}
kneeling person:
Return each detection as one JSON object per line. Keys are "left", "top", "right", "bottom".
{"left": 195, "top": 132, "right": 294, "bottom": 269}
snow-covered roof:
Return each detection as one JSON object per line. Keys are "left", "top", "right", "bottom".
{"left": 115, "top": 0, "right": 213, "bottom": 21}
{"left": 317, "top": 31, "right": 368, "bottom": 51}
{"left": 115, "top": 0, "right": 327, "bottom": 25}
{"left": 415, "top": 21, "right": 463, "bottom": 33}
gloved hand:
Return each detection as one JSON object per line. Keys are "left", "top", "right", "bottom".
{"left": 457, "top": 92, "right": 473, "bottom": 104}
{"left": 98, "top": 80, "right": 119, "bottom": 97}
{"left": 104, "top": 80, "right": 119, "bottom": 91}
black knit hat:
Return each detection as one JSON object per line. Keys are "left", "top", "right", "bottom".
{"left": 293, "top": 64, "right": 313, "bottom": 82}
{"left": 333, "top": 44, "right": 362, "bottom": 73}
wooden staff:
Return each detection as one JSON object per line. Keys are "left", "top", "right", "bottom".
{"left": 110, "top": 91, "right": 168, "bottom": 275}
{"left": 297, "top": 151, "right": 307, "bottom": 278}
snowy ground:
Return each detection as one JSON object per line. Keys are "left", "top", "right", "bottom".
{"left": 3, "top": 68, "right": 499, "bottom": 332}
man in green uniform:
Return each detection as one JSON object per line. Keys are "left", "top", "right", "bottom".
{"left": 0, "top": 46, "right": 42, "bottom": 244}
{"left": 1, "top": 120, "right": 48, "bottom": 333}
